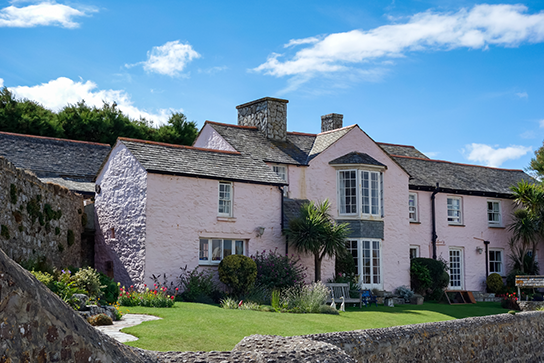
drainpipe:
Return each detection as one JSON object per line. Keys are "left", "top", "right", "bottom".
{"left": 431, "top": 183, "right": 440, "bottom": 260}
{"left": 484, "top": 240, "right": 490, "bottom": 278}
{"left": 278, "top": 186, "right": 288, "bottom": 255}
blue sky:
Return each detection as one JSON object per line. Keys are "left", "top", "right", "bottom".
{"left": 2, "top": 1, "right": 544, "bottom": 170}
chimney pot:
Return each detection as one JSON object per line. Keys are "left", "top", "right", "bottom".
{"left": 237, "top": 97, "right": 288, "bottom": 141}
{"left": 321, "top": 113, "right": 343, "bottom": 132}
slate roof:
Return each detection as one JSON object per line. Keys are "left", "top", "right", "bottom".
{"left": 119, "top": 138, "right": 287, "bottom": 186}
{"left": 307, "top": 126, "right": 354, "bottom": 161}
{"left": 329, "top": 152, "right": 386, "bottom": 167}
{"left": 377, "top": 142, "right": 428, "bottom": 159}
{"left": 391, "top": 155, "right": 532, "bottom": 196}
{"left": 0, "top": 131, "right": 110, "bottom": 194}
{"left": 205, "top": 122, "right": 310, "bottom": 165}
{"left": 282, "top": 198, "right": 309, "bottom": 228}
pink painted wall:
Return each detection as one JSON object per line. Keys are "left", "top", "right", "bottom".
{"left": 193, "top": 124, "right": 237, "bottom": 151}
{"left": 288, "top": 127, "right": 411, "bottom": 290}
{"left": 144, "top": 173, "right": 285, "bottom": 286}
{"left": 94, "top": 143, "right": 148, "bottom": 288}
{"left": 409, "top": 191, "right": 524, "bottom": 291}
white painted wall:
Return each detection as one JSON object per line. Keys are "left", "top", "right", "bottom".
{"left": 94, "top": 143, "right": 148, "bottom": 288}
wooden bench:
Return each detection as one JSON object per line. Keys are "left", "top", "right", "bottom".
{"left": 325, "top": 283, "right": 362, "bottom": 308}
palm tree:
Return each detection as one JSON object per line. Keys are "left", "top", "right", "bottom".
{"left": 286, "top": 199, "right": 350, "bottom": 282}
{"left": 509, "top": 181, "right": 544, "bottom": 274}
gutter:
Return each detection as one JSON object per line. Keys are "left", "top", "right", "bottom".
{"left": 431, "top": 183, "right": 440, "bottom": 260}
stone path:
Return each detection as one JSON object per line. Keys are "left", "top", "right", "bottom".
{"left": 94, "top": 314, "right": 162, "bottom": 343}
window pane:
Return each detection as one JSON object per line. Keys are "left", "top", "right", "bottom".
{"left": 371, "top": 173, "right": 379, "bottom": 215}
{"left": 212, "top": 239, "right": 222, "bottom": 261}
{"left": 199, "top": 239, "right": 209, "bottom": 261}
{"left": 361, "top": 171, "right": 370, "bottom": 214}
{"left": 219, "top": 183, "right": 232, "bottom": 215}
{"left": 339, "top": 170, "right": 357, "bottom": 214}
{"left": 224, "top": 240, "right": 232, "bottom": 257}
{"left": 235, "top": 240, "right": 244, "bottom": 255}
{"left": 345, "top": 240, "right": 359, "bottom": 275}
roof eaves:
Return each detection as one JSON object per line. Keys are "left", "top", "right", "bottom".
{"left": 146, "top": 169, "right": 288, "bottom": 187}
{"left": 118, "top": 137, "right": 242, "bottom": 155}
{"left": 0, "top": 131, "right": 110, "bottom": 147}
{"left": 391, "top": 154, "right": 525, "bottom": 172}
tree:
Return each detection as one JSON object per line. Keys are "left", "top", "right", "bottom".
{"left": 529, "top": 142, "right": 544, "bottom": 179}
{"left": 285, "top": 199, "right": 350, "bottom": 282}
{"left": 509, "top": 180, "right": 544, "bottom": 274}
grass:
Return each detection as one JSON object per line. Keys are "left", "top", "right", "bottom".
{"left": 119, "top": 301, "right": 508, "bottom": 352}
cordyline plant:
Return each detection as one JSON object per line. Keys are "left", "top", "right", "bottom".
{"left": 285, "top": 199, "right": 350, "bottom": 282}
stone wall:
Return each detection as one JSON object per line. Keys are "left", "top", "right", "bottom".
{"left": 237, "top": 97, "right": 288, "bottom": 141}
{"left": 0, "top": 247, "right": 159, "bottom": 363}
{"left": 0, "top": 156, "right": 85, "bottom": 268}
{"left": 321, "top": 113, "right": 343, "bottom": 132}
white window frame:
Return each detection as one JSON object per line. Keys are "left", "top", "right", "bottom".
{"left": 409, "top": 193, "right": 418, "bottom": 222}
{"left": 487, "top": 200, "right": 502, "bottom": 227}
{"left": 337, "top": 169, "right": 383, "bottom": 219}
{"left": 489, "top": 248, "right": 504, "bottom": 276}
{"left": 272, "top": 165, "right": 289, "bottom": 196}
{"left": 449, "top": 247, "right": 464, "bottom": 290}
{"left": 348, "top": 238, "right": 383, "bottom": 290}
{"left": 199, "top": 238, "right": 245, "bottom": 264}
{"left": 447, "top": 196, "right": 463, "bottom": 225}
{"left": 218, "top": 182, "right": 233, "bottom": 217}
{"left": 410, "top": 245, "right": 420, "bottom": 259}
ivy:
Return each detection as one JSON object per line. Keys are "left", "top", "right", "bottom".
{"left": 9, "top": 184, "right": 17, "bottom": 204}
{"left": 81, "top": 213, "right": 88, "bottom": 227}
{"left": 1, "top": 225, "right": 10, "bottom": 240}
{"left": 55, "top": 227, "right": 60, "bottom": 235}
{"left": 45, "top": 223, "right": 51, "bottom": 233}
{"left": 67, "top": 230, "right": 75, "bottom": 246}
{"left": 26, "top": 197, "right": 41, "bottom": 224}
{"left": 58, "top": 243, "right": 64, "bottom": 252}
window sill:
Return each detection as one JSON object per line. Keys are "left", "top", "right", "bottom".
{"left": 488, "top": 225, "right": 505, "bottom": 229}
{"left": 448, "top": 224, "right": 465, "bottom": 227}
{"left": 337, "top": 215, "right": 384, "bottom": 221}
{"left": 198, "top": 261, "right": 219, "bottom": 267}
{"left": 410, "top": 221, "right": 420, "bottom": 224}
{"left": 217, "top": 216, "right": 236, "bottom": 222}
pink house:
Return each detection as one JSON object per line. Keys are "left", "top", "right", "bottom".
{"left": 95, "top": 97, "right": 532, "bottom": 293}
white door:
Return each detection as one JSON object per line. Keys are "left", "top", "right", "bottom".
{"left": 449, "top": 248, "right": 464, "bottom": 290}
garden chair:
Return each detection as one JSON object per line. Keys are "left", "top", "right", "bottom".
{"left": 361, "top": 289, "right": 378, "bottom": 307}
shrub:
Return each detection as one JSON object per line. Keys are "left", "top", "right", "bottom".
{"left": 87, "top": 313, "right": 113, "bottom": 326}
{"left": 395, "top": 285, "right": 414, "bottom": 302}
{"left": 411, "top": 258, "right": 449, "bottom": 300}
{"left": 99, "top": 273, "right": 119, "bottom": 304}
{"left": 251, "top": 249, "right": 306, "bottom": 290}
{"left": 335, "top": 249, "right": 357, "bottom": 277}
{"left": 72, "top": 267, "right": 103, "bottom": 300}
{"left": 410, "top": 259, "right": 432, "bottom": 294}
{"left": 219, "top": 255, "right": 257, "bottom": 297}
{"left": 500, "top": 292, "right": 520, "bottom": 310}
{"left": 31, "top": 270, "right": 55, "bottom": 290}
{"left": 271, "top": 289, "right": 280, "bottom": 311}
{"left": 280, "top": 282, "right": 329, "bottom": 313}
{"left": 118, "top": 285, "right": 175, "bottom": 307}
{"left": 220, "top": 297, "right": 239, "bottom": 309}
{"left": 486, "top": 273, "right": 504, "bottom": 293}
{"left": 19, "top": 255, "right": 53, "bottom": 274}
{"left": 177, "top": 265, "right": 218, "bottom": 303}
{"left": 506, "top": 269, "right": 526, "bottom": 289}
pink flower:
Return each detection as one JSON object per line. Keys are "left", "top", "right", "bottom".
{"left": 171, "top": 296, "right": 174, "bottom": 300}
{"left": 175, "top": 288, "right": 179, "bottom": 291}
{"left": 130, "top": 285, "right": 133, "bottom": 288}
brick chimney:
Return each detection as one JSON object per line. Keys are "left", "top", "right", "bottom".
{"left": 321, "top": 113, "right": 343, "bottom": 132}
{"left": 236, "top": 97, "right": 288, "bottom": 142}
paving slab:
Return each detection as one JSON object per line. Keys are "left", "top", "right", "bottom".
{"left": 94, "top": 313, "right": 162, "bottom": 343}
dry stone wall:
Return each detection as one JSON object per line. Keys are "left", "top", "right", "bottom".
{"left": 0, "top": 156, "right": 85, "bottom": 268}
{"left": 0, "top": 247, "right": 159, "bottom": 363}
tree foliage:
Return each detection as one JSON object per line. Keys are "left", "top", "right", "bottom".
{"left": 509, "top": 180, "right": 544, "bottom": 274}
{"left": 0, "top": 87, "right": 198, "bottom": 146}
{"left": 285, "top": 199, "right": 350, "bottom": 282}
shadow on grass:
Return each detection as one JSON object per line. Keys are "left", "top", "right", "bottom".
{"left": 344, "top": 301, "right": 507, "bottom": 320}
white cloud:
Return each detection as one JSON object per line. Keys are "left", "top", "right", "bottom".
{"left": 0, "top": 78, "right": 4, "bottom": 88}
{"left": 0, "top": 1, "right": 96, "bottom": 28}
{"left": 284, "top": 36, "right": 322, "bottom": 48}
{"left": 516, "top": 92, "right": 529, "bottom": 98}
{"left": 255, "top": 4, "right": 544, "bottom": 78}
{"left": 539, "top": 119, "right": 544, "bottom": 128}
{"left": 127, "top": 40, "right": 200, "bottom": 77}
{"left": 423, "top": 151, "right": 439, "bottom": 158}
{"left": 520, "top": 130, "right": 536, "bottom": 139}
{"left": 464, "top": 143, "right": 531, "bottom": 167}
{"left": 8, "top": 77, "right": 179, "bottom": 125}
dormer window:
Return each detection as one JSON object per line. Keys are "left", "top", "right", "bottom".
{"left": 272, "top": 164, "right": 288, "bottom": 196}
{"left": 332, "top": 152, "right": 386, "bottom": 219}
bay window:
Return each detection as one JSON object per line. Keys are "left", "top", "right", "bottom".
{"left": 338, "top": 169, "right": 383, "bottom": 218}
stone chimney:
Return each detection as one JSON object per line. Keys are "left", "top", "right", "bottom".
{"left": 236, "top": 97, "right": 288, "bottom": 142}
{"left": 321, "top": 113, "right": 343, "bottom": 133}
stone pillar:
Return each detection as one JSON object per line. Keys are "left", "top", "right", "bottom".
{"left": 236, "top": 97, "right": 288, "bottom": 141}
{"left": 321, "top": 113, "right": 343, "bottom": 132}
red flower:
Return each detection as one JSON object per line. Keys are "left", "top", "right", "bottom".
{"left": 171, "top": 296, "right": 174, "bottom": 300}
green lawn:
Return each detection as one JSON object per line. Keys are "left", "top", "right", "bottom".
{"left": 119, "top": 302, "right": 508, "bottom": 352}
